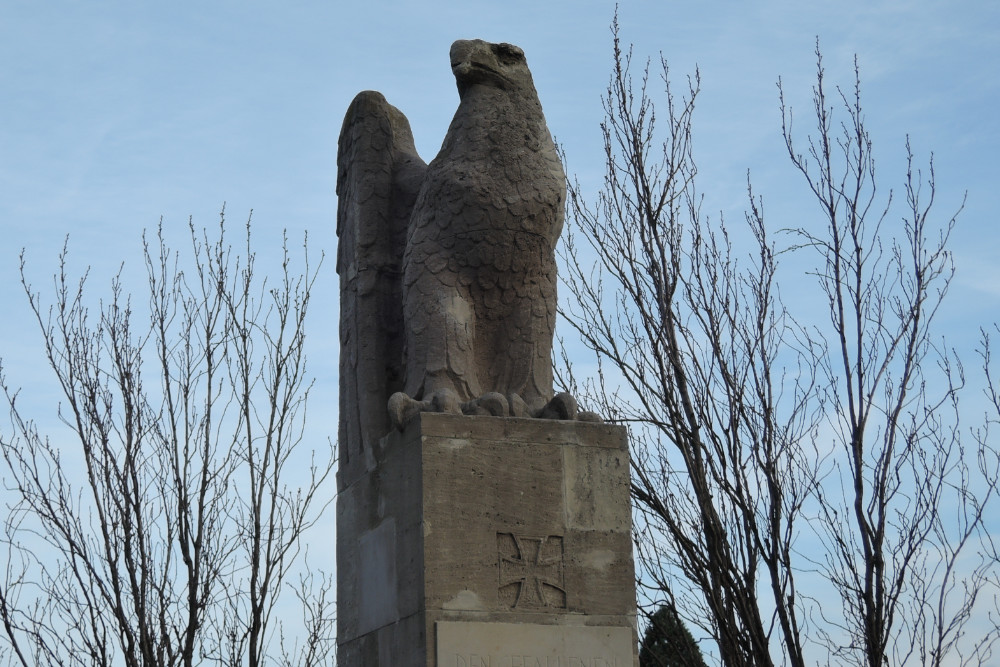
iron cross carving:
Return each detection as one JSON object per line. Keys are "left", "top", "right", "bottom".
{"left": 497, "top": 532, "right": 566, "bottom": 609}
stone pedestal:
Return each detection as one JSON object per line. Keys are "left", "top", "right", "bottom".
{"left": 336, "top": 413, "right": 638, "bottom": 666}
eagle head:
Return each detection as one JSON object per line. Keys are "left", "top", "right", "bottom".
{"left": 450, "top": 39, "right": 531, "bottom": 97}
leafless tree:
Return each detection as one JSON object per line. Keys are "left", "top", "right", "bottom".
{"left": 0, "top": 211, "right": 335, "bottom": 667}
{"left": 558, "top": 20, "right": 999, "bottom": 667}
{"left": 780, "top": 47, "right": 998, "bottom": 667}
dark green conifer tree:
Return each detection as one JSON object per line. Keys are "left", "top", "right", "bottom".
{"left": 639, "top": 604, "right": 708, "bottom": 667}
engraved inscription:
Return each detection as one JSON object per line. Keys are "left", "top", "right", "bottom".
{"left": 497, "top": 533, "right": 566, "bottom": 609}
{"left": 437, "top": 622, "right": 634, "bottom": 667}
{"left": 453, "top": 656, "right": 621, "bottom": 666}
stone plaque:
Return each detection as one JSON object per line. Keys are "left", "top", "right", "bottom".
{"left": 437, "top": 621, "right": 634, "bottom": 667}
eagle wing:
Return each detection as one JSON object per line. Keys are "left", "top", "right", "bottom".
{"left": 337, "top": 91, "right": 426, "bottom": 477}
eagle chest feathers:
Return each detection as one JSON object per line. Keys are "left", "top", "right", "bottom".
{"left": 407, "top": 87, "right": 565, "bottom": 281}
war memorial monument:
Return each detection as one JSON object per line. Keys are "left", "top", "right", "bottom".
{"left": 336, "top": 39, "right": 638, "bottom": 666}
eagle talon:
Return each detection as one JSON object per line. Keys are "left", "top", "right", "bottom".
{"left": 462, "top": 392, "right": 509, "bottom": 417}
{"left": 388, "top": 388, "right": 468, "bottom": 431}
{"left": 535, "top": 392, "right": 578, "bottom": 421}
{"left": 388, "top": 392, "right": 426, "bottom": 431}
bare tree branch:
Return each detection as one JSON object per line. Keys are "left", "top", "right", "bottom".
{"left": 0, "top": 211, "right": 335, "bottom": 667}
{"left": 561, "top": 21, "right": 999, "bottom": 667}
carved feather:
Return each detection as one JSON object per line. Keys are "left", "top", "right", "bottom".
{"left": 337, "top": 91, "right": 425, "bottom": 477}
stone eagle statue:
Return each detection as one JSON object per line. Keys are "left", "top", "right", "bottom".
{"left": 337, "top": 39, "right": 596, "bottom": 461}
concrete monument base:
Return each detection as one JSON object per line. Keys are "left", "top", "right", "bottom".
{"left": 336, "top": 413, "right": 638, "bottom": 666}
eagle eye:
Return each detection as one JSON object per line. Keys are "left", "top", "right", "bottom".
{"left": 493, "top": 42, "right": 524, "bottom": 64}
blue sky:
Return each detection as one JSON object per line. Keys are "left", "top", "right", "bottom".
{"left": 1, "top": 0, "right": 998, "bottom": 652}
{"left": 3, "top": 1, "right": 996, "bottom": 336}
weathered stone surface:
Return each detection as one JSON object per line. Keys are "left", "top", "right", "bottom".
{"left": 358, "top": 518, "right": 398, "bottom": 635}
{"left": 336, "top": 413, "right": 638, "bottom": 666}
